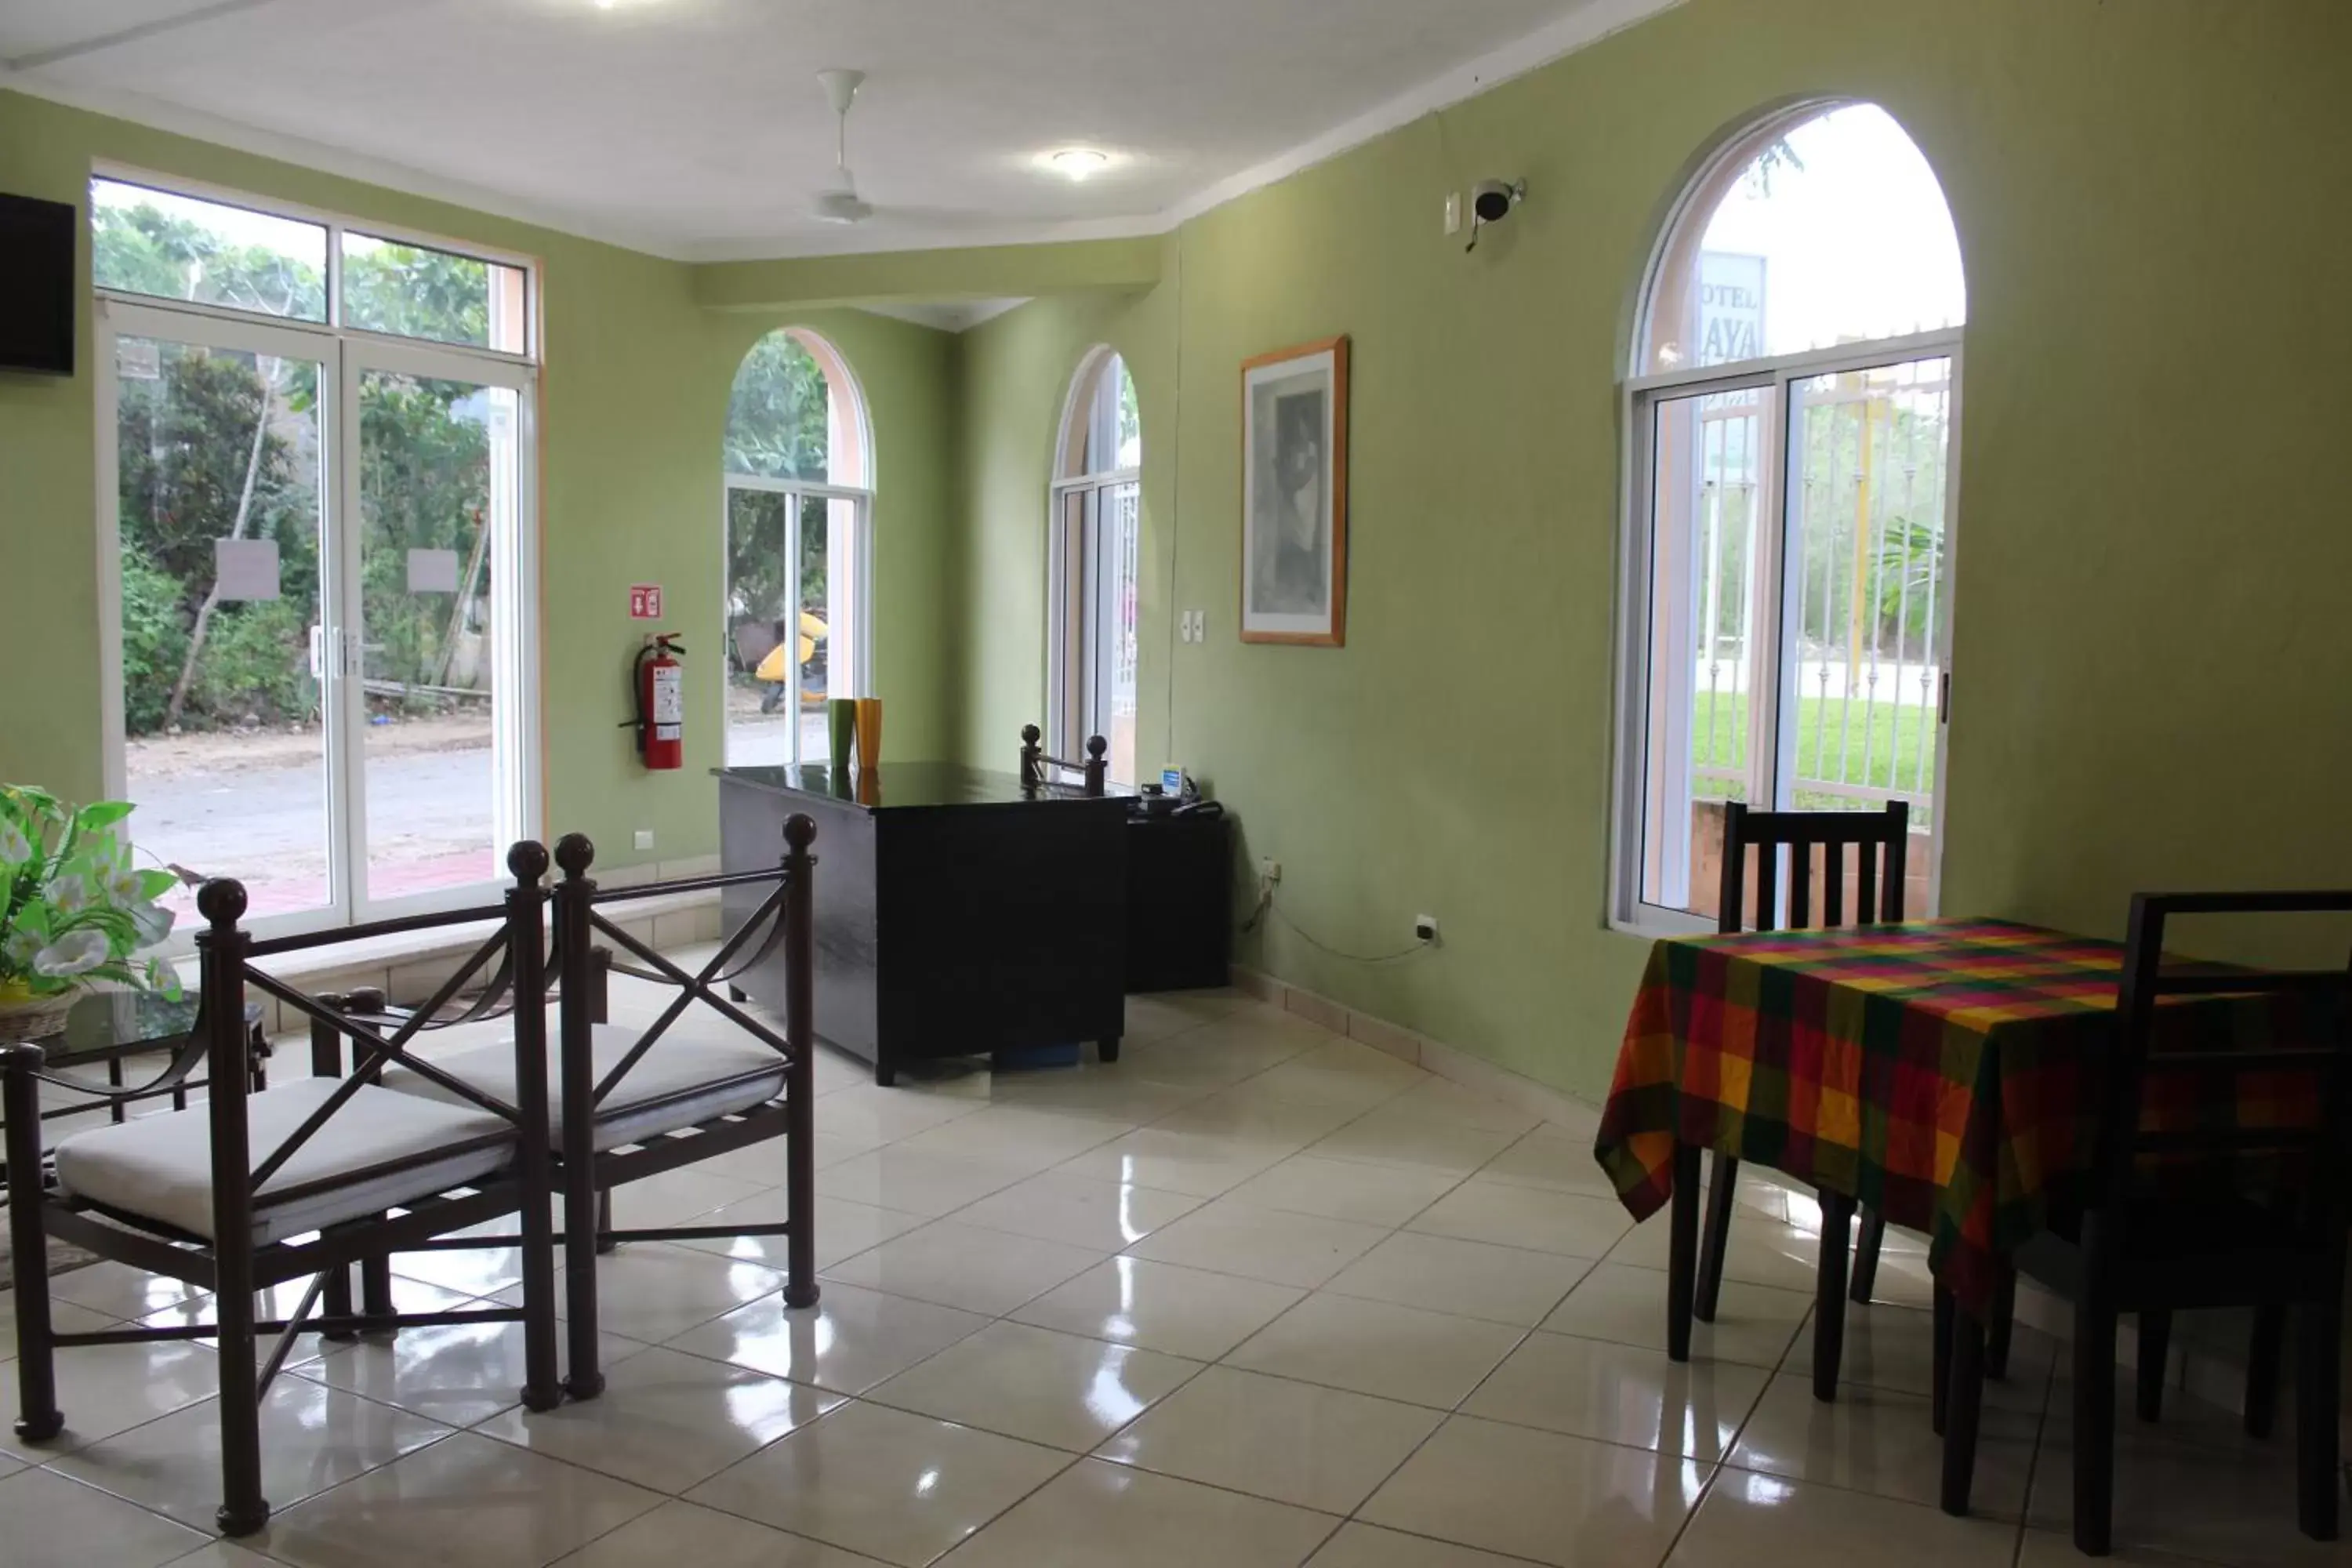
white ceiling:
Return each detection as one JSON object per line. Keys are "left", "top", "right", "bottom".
{"left": 0, "top": 0, "right": 1670, "bottom": 262}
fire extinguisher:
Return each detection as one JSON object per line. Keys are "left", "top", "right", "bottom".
{"left": 626, "top": 633, "right": 685, "bottom": 770}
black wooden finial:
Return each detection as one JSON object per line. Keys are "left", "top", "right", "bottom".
{"left": 554, "top": 833, "right": 596, "bottom": 879}
{"left": 785, "top": 813, "right": 817, "bottom": 852}
{"left": 197, "top": 877, "right": 248, "bottom": 926}
{"left": 507, "top": 839, "right": 550, "bottom": 883}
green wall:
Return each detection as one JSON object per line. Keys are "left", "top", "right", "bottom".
{"left": 0, "top": 89, "right": 959, "bottom": 875}
{"left": 952, "top": 0, "right": 2352, "bottom": 1098}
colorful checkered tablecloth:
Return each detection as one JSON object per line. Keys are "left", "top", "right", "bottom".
{"left": 1593, "top": 918, "right": 2321, "bottom": 1311}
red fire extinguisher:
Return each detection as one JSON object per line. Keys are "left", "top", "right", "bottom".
{"left": 627, "top": 633, "right": 685, "bottom": 770}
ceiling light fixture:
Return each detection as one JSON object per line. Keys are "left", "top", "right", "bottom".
{"left": 1042, "top": 147, "right": 1112, "bottom": 182}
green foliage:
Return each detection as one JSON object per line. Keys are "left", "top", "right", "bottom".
{"left": 118, "top": 549, "right": 193, "bottom": 735}
{"left": 0, "top": 786, "right": 181, "bottom": 1001}
{"left": 1689, "top": 692, "right": 1939, "bottom": 826}
{"left": 194, "top": 599, "right": 314, "bottom": 724}
{"left": 724, "top": 332, "right": 830, "bottom": 482}
{"left": 342, "top": 240, "right": 494, "bottom": 347}
{"left": 93, "top": 201, "right": 325, "bottom": 320}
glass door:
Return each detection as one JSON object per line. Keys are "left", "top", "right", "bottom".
{"left": 106, "top": 310, "right": 336, "bottom": 932}
{"left": 343, "top": 346, "right": 532, "bottom": 914}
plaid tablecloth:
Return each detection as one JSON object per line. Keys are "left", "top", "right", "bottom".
{"left": 1594, "top": 918, "right": 2320, "bottom": 1312}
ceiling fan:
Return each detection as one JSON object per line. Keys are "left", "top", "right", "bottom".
{"left": 811, "top": 67, "right": 873, "bottom": 225}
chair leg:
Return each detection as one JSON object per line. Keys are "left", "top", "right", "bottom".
{"left": 2136, "top": 1309, "right": 2172, "bottom": 1422}
{"left": 3, "top": 1052, "right": 64, "bottom": 1443}
{"left": 2296, "top": 1292, "right": 2342, "bottom": 1541}
{"left": 1812, "top": 1190, "right": 1855, "bottom": 1402}
{"left": 564, "top": 1166, "right": 607, "bottom": 1400}
{"left": 594, "top": 1187, "right": 618, "bottom": 1257}
{"left": 1933, "top": 1283, "right": 1954, "bottom": 1436}
{"left": 2245, "top": 1303, "right": 2286, "bottom": 1440}
{"left": 1941, "top": 1297, "right": 1987, "bottom": 1516}
{"left": 1849, "top": 1207, "right": 1886, "bottom": 1306}
{"left": 1666, "top": 1142, "right": 1701, "bottom": 1363}
{"left": 359, "top": 1227, "right": 395, "bottom": 1331}
{"left": 1694, "top": 1152, "right": 1738, "bottom": 1324}
{"left": 319, "top": 1261, "right": 357, "bottom": 1341}
{"left": 212, "top": 1241, "right": 270, "bottom": 1536}
{"left": 1987, "top": 1269, "right": 2017, "bottom": 1381}
{"left": 2074, "top": 1291, "right": 2118, "bottom": 1556}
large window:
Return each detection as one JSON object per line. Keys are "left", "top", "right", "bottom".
{"left": 723, "top": 329, "right": 872, "bottom": 768}
{"left": 1613, "top": 103, "right": 1965, "bottom": 930}
{"left": 1050, "top": 348, "right": 1142, "bottom": 784}
{"left": 94, "top": 173, "right": 539, "bottom": 942}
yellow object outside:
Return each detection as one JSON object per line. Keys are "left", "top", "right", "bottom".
{"left": 753, "top": 611, "right": 827, "bottom": 681}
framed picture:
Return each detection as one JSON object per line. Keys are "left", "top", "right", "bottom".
{"left": 1240, "top": 336, "right": 1348, "bottom": 645}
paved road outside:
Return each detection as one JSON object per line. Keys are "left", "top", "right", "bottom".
{"left": 127, "top": 718, "right": 495, "bottom": 921}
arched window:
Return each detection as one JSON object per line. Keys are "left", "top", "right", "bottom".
{"left": 1613, "top": 103, "right": 1965, "bottom": 929}
{"left": 1048, "top": 348, "right": 1142, "bottom": 783}
{"left": 722, "top": 328, "right": 873, "bottom": 768}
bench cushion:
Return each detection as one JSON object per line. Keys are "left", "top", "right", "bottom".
{"left": 53, "top": 1080, "right": 513, "bottom": 1245}
{"left": 381, "top": 1020, "right": 786, "bottom": 1151}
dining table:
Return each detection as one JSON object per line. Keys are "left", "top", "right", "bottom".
{"left": 1591, "top": 916, "right": 2320, "bottom": 1370}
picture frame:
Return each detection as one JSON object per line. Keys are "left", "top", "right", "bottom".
{"left": 1240, "top": 336, "right": 1348, "bottom": 645}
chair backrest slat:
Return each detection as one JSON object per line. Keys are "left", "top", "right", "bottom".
{"left": 1717, "top": 800, "right": 1911, "bottom": 937}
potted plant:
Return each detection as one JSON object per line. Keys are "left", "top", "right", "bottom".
{"left": 0, "top": 786, "right": 183, "bottom": 1044}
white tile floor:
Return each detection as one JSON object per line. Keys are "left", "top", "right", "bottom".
{"left": 2, "top": 980, "right": 2337, "bottom": 1566}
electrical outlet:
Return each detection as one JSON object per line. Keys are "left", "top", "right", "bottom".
{"left": 1414, "top": 913, "right": 1439, "bottom": 944}
{"left": 1260, "top": 858, "right": 1282, "bottom": 884}
{"left": 633, "top": 829, "right": 654, "bottom": 851}
{"left": 1443, "top": 191, "right": 1463, "bottom": 236}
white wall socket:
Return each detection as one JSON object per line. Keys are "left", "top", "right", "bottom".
{"left": 1443, "top": 191, "right": 1463, "bottom": 235}
{"left": 633, "top": 829, "right": 654, "bottom": 851}
{"left": 1260, "top": 858, "right": 1282, "bottom": 884}
{"left": 1414, "top": 913, "right": 1439, "bottom": 943}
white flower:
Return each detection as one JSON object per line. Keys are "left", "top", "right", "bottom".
{"left": 144, "top": 956, "right": 180, "bottom": 996}
{"left": 31, "top": 929, "right": 110, "bottom": 978}
{"left": 0, "top": 819, "right": 27, "bottom": 866}
{"left": 129, "top": 902, "right": 176, "bottom": 946}
{"left": 48, "top": 873, "right": 91, "bottom": 914}
{"left": 3, "top": 928, "right": 42, "bottom": 969}
{"left": 107, "top": 866, "right": 146, "bottom": 904}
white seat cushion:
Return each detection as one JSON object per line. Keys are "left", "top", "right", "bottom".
{"left": 53, "top": 1080, "right": 513, "bottom": 1246}
{"left": 379, "top": 1020, "right": 786, "bottom": 1152}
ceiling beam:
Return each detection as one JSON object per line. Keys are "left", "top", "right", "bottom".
{"left": 693, "top": 236, "right": 1164, "bottom": 312}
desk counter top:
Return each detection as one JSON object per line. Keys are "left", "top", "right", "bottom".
{"left": 715, "top": 763, "right": 1133, "bottom": 813}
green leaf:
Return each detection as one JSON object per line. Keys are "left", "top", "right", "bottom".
{"left": 135, "top": 869, "right": 178, "bottom": 901}
{"left": 74, "top": 801, "right": 135, "bottom": 832}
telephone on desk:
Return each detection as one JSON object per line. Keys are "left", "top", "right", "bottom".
{"left": 1135, "top": 770, "right": 1223, "bottom": 820}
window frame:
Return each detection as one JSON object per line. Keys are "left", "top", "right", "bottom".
{"left": 719, "top": 328, "right": 877, "bottom": 769}
{"left": 1611, "top": 330, "right": 1965, "bottom": 937}
{"left": 1047, "top": 347, "right": 1142, "bottom": 778}
{"left": 1609, "top": 99, "right": 1968, "bottom": 938}
{"left": 90, "top": 167, "right": 545, "bottom": 948}
{"left": 92, "top": 162, "right": 539, "bottom": 365}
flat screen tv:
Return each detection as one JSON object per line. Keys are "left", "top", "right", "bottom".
{"left": 0, "top": 191, "right": 76, "bottom": 376}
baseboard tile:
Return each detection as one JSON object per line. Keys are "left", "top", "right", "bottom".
{"left": 1233, "top": 964, "right": 1599, "bottom": 1131}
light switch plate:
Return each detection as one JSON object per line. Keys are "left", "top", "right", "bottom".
{"left": 633, "top": 829, "right": 654, "bottom": 851}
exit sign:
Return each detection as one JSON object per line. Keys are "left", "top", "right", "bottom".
{"left": 628, "top": 583, "right": 663, "bottom": 620}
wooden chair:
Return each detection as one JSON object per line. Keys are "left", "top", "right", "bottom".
{"left": 1701, "top": 800, "right": 1940, "bottom": 1399}
{"left": 1936, "top": 890, "right": 2352, "bottom": 1552}
{"left": 368, "top": 817, "right": 819, "bottom": 1399}
{"left": 2, "top": 844, "right": 562, "bottom": 1536}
